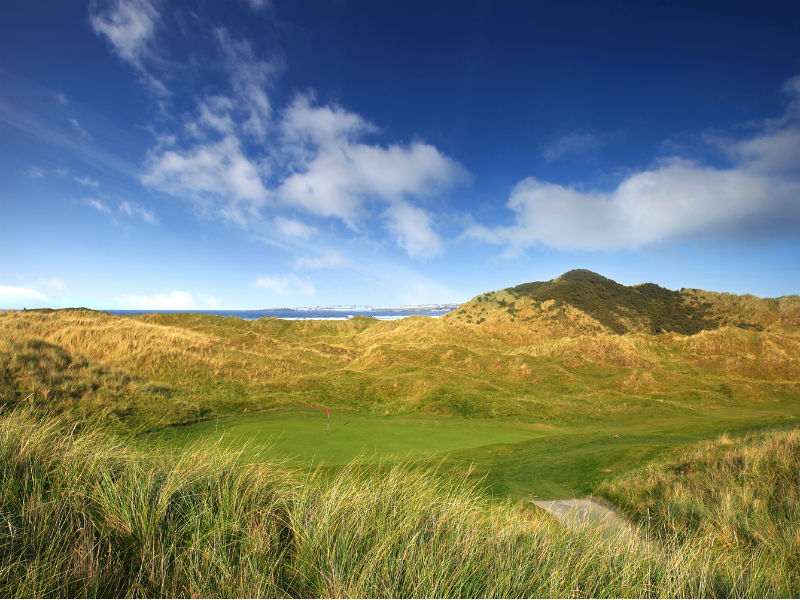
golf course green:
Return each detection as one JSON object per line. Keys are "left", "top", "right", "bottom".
{"left": 147, "top": 409, "right": 548, "bottom": 465}
{"left": 147, "top": 403, "right": 800, "bottom": 500}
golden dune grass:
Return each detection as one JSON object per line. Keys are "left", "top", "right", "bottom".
{"left": 2, "top": 306, "right": 798, "bottom": 427}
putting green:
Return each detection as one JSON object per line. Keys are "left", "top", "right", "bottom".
{"left": 148, "top": 410, "right": 547, "bottom": 465}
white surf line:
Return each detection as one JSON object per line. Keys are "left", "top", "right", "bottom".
{"left": 277, "top": 314, "right": 446, "bottom": 320}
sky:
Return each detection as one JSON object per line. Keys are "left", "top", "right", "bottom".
{"left": 1, "top": 0, "right": 800, "bottom": 309}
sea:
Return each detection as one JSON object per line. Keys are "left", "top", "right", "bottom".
{"left": 106, "top": 306, "right": 458, "bottom": 321}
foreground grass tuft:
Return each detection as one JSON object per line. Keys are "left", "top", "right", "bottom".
{"left": 598, "top": 428, "right": 800, "bottom": 593}
{"left": 1, "top": 409, "right": 796, "bottom": 597}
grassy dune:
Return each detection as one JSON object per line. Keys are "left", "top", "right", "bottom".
{"left": 2, "top": 303, "right": 798, "bottom": 429}
{"left": 0, "top": 409, "right": 792, "bottom": 598}
{"left": 1, "top": 272, "right": 799, "bottom": 596}
{"left": 2, "top": 297, "right": 799, "bottom": 501}
{"left": 451, "top": 269, "right": 800, "bottom": 336}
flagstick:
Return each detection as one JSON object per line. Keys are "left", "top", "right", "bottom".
{"left": 327, "top": 406, "right": 330, "bottom": 435}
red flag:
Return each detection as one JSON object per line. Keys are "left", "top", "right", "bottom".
{"left": 326, "top": 406, "right": 330, "bottom": 415}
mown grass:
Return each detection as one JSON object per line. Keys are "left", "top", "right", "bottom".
{"left": 148, "top": 409, "right": 546, "bottom": 466}
{"left": 442, "top": 409, "right": 800, "bottom": 500}
{"left": 146, "top": 404, "right": 800, "bottom": 502}
{"left": 0, "top": 408, "right": 794, "bottom": 598}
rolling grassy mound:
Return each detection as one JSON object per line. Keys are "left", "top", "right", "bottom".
{"left": 1, "top": 272, "right": 799, "bottom": 429}
{"left": 448, "top": 269, "right": 800, "bottom": 335}
{"left": 509, "top": 269, "right": 716, "bottom": 334}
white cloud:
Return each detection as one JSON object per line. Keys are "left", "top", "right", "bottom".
{"left": 24, "top": 166, "right": 45, "bottom": 178}
{"left": 728, "top": 127, "right": 800, "bottom": 175}
{"left": 352, "top": 142, "right": 464, "bottom": 200}
{"left": 541, "top": 132, "right": 603, "bottom": 161}
{"left": 215, "top": 28, "right": 277, "bottom": 142}
{"left": 132, "top": 29, "right": 466, "bottom": 256}
{"left": 252, "top": 274, "right": 315, "bottom": 296}
{"left": 85, "top": 197, "right": 111, "bottom": 214}
{"left": 89, "top": 0, "right": 167, "bottom": 95}
{"left": 143, "top": 136, "right": 268, "bottom": 227}
{"left": 384, "top": 201, "right": 442, "bottom": 258}
{"left": 38, "top": 278, "right": 67, "bottom": 290}
{"left": 85, "top": 197, "right": 158, "bottom": 224}
{"left": 277, "top": 96, "right": 467, "bottom": 233}
{"left": 0, "top": 285, "right": 47, "bottom": 301}
{"left": 69, "top": 118, "right": 91, "bottom": 139}
{"left": 140, "top": 30, "right": 278, "bottom": 227}
{"left": 468, "top": 163, "right": 770, "bottom": 251}
{"left": 294, "top": 250, "right": 346, "bottom": 270}
{"left": 280, "top": 95, "right": 376, "bottom": 148}
{"left": 55, "top": 92, "right": 68, "bottom": 105}
{"left": 242, "top": 0, "right": 269, "bottom": 10}
{"left": 191, "top": 96, "right": 236, "bottom": 138}
{"left": 119, "top": 200, "right": 158, "bottom": 224}
{"left": 276, "top": 151, "right": 365, "bottom": 225}
{"left": 273, "top": 216, "right": 316, "bottom": 239}
{"left": 74, "top": 175, "right": 99, "bottom": 188}
{"left": 782, "top": 75, "right": 800, "bottom": 119}
{"left": 115, "top": 290, "right": 219, "bottom": 309}
{"left": 470, "top": 75, "right": 800, "bottom": 252}
{"left": 90, "top": 0, "right": 158, "bottom": 69}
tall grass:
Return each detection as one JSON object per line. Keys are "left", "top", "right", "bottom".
{"left": 0, "top": 409, "right": 792, "bottom": 597}
{"left": 0, "top": 409, "right": 296, "bottom": 597}
{"left": 598, "top": 428, "right": 800, "bottom": 594}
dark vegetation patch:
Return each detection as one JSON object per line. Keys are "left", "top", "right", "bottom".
{"left": 508, "top": 269, "right": 720, "bottom": 334}
{"left": 0, "top": 337, "right": 174, "bottom": 425}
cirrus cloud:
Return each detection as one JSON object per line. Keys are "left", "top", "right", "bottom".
{"left": 294, "top": 250, "right": 346, "bottom": 270}
{"left": 119, "top": 200, "right": 158, "bottom": 224}
{"left": 251, "top": 274, "right": 315, "bottom": 296}
{"left": 115, "top": 290, "right": 220, "bottom": 309}
{"left": 90, "top": 0, "right": 159, "bottom": 69}
{"left": 129, "top": 21, "right": 467, "bottom": 257}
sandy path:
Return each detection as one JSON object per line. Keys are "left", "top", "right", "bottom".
{"left": 532, "top": 497, "right": 636, "bottom": 537}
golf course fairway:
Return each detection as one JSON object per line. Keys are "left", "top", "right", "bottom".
{"left": 147, "top": 404, "right": 800, "bottom": 500}
{"left": 147, "top": 409, "right": 548, "bottom": 465}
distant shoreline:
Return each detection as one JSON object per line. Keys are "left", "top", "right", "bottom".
{"left": 104, "top": 307, "right": 457, "bottom": 321}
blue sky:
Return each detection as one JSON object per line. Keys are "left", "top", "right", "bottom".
{"left": 2, "top": 0, "right": 800, "bottom": 309}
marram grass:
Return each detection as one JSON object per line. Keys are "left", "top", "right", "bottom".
{"left": 2, "top": 307, "right": 799, "bottom": 430}
{"left": 598, "top": 427, "right": 800, "bottom": 594}
{"left": 0, "top": 409, "right": 794, "bottom": 598}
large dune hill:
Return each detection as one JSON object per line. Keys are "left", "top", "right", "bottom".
{"left": 446, "top": 269, "right": 800, "bottom": 336}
